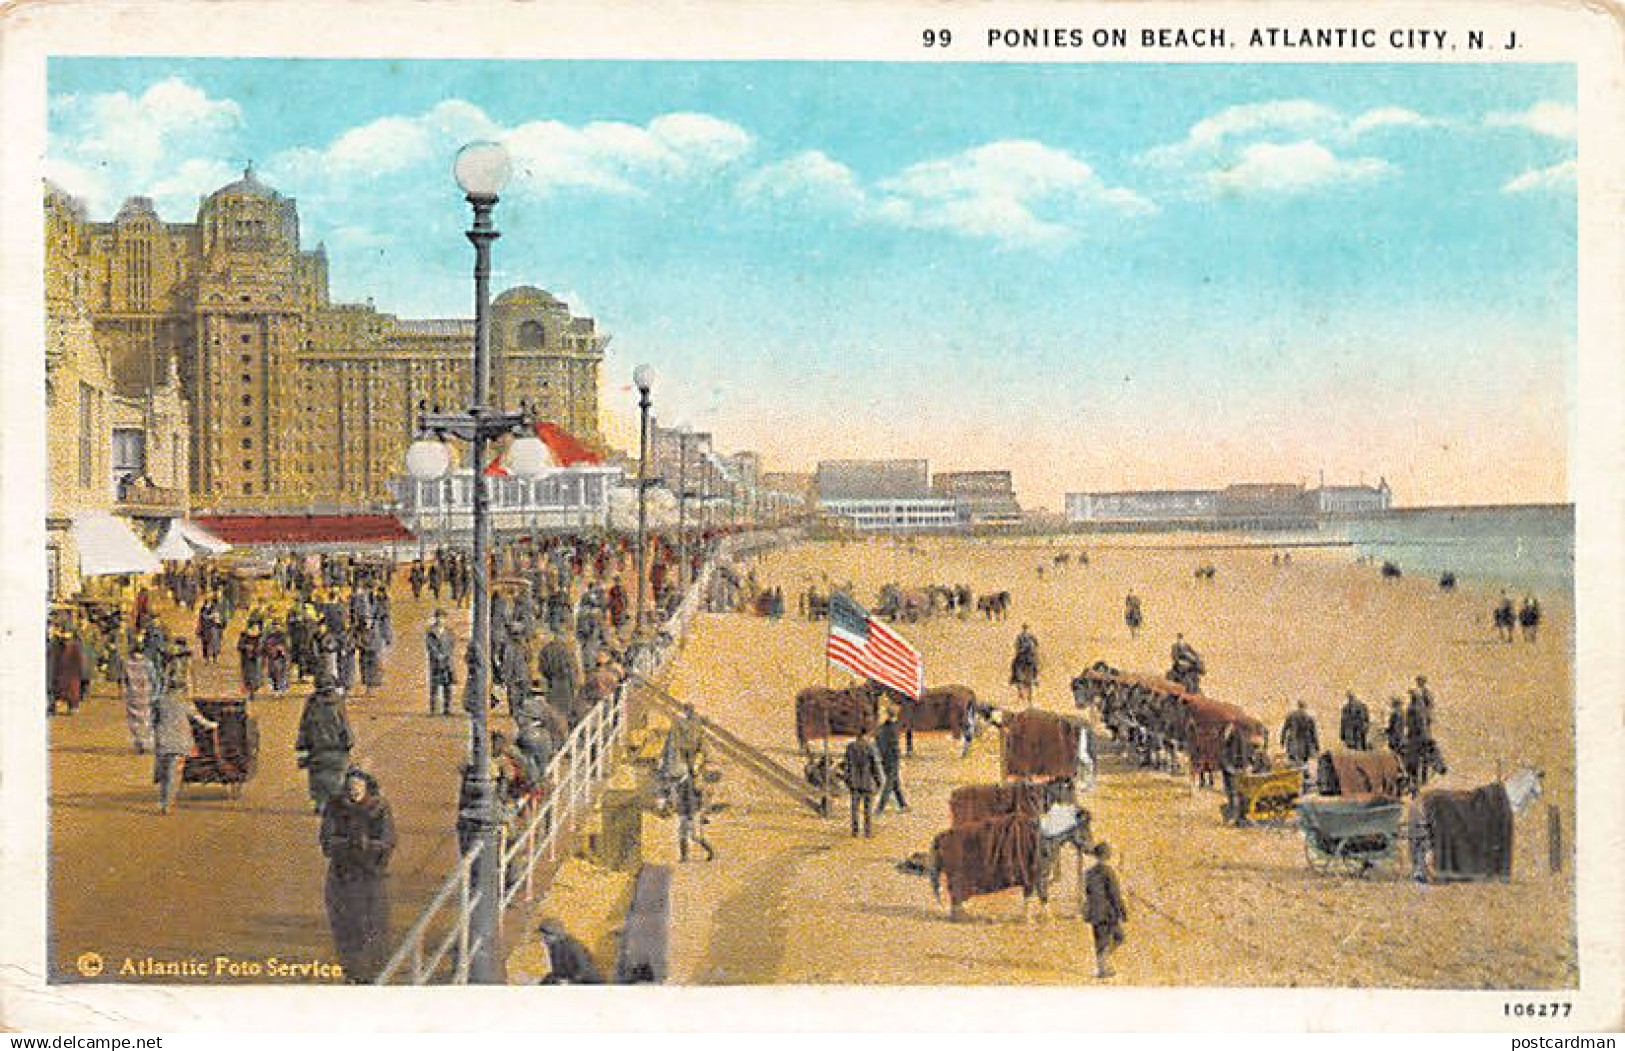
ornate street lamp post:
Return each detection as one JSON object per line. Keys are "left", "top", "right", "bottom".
{"left": 633, "top": 365, "right": 653, "bottom": 634}
{"left": 403, "top": 141, "right": 554, "bottom": 984}
{"left": 676, "top": 425, "right": 691, "bottom": 592}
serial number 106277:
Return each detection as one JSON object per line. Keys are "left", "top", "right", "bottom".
{"left": 1505, "top": 1002, "right": 1573, "bottom": 1018}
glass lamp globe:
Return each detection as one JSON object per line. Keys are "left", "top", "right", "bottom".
{"left": 633, "top": 364, "right": 654, "bottom": 393}
{"left": 453, "top": 141, "right": 512, "bottom": 198}
{"left": 507, "top": 432, "right": 558, "bottom": 479}
{"left": 406, "top": 437, "right": 452, "bottom": 480}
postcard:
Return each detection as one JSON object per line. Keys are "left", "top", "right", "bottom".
{"left": 2, "top": 0, "right": 1621, "bottom": 1034}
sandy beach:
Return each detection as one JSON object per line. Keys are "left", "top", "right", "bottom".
{"left": 617, "top": 535, "right": 1576, "bottom": 988}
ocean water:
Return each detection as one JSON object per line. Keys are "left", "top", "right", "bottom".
{"left": 1327, "top": 505, "right": 1574, "bottom": 596}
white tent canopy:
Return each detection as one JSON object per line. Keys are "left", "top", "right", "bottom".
{"left": 173, "top": 519, "right": 232, "bottom": 555}
{"left": 153, "top": 526, "right": 194, "bottom": 561}
{"left": 72, "top": 512, "right": 161, "bottom": 578}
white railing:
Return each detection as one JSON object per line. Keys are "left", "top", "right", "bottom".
{"left": 375, "top": 840, "right": 487, "bottom": 985}
{"left": 500, "top": 687, "right": 627, "bottom": 913}
{"left": 376, "top": 526, "right": 801, "bottom": 985}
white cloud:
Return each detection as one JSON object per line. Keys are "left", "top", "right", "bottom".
{"left": 1143, "top": 99, "right": 1428, "bottom": 197}
{"left": 1349, "top": 107, "right": 1439, "bottom": 137}
{"left": 874, "top": 140, "right": 1154, "bottom": 247}
{"left": 502, "top": 111, "right": 753, "bottom": 197}
{"left": 1208, "top": 140, "right": 1392, "bottom": 196}
{"left": 738, "top": 150, "right": 866, "bottom": 209}
{"left": 1503, "top": 158, "right": 1577, "bottom": 194}
{"left": 1486, "top": 102, "right": 1577, "bottom": 140}
{"left": 147, "top": 158, "right": 241, "bottom": 214}
{"left": 1144, "top": 99, "right": 1338, "bottom": 167}
{"left": 49, "top": 76, "right": 244, "bottom": 215}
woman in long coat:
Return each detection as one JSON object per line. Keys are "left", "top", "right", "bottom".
{"left": 319, "top": 768, "right": 396, "bottom": 983}
{"left": 152, "top": 680, "right": 217, "bottom": 813}
{"left": 48, "top": 627, "right": 85, "bottom": 715}
{"left": 120, "top": 645, "right": 159, "bottom": 753}
{"left": 296, "top": 686, "right": 354, "bottom": 811}
{"left": 238, "top": 623, "right": 265, "bottom": 698}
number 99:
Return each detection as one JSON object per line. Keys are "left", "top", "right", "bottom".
{"left": 923, "top": 28, "right": 952, "bottom": 47}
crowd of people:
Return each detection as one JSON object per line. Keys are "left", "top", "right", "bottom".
{"left": 48, "top": 524, "right": 732, "bottom": 983}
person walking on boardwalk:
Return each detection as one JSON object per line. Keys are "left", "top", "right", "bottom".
{"left": 1280, "top": 701, "right": 1319, "bottom": 768}
{"left": 151, "top": 677, "right": 218, "bottom": 815}
{"left": 874, "top": 708, "right": 909, "bottom": 814}
{"left": 1084, "top": 842, "right": 1128, "bottom": 979}
{"left": 844, "top": 727, "right": 881, "bottom": 838}
{"left": 425, "top": 609, "right": 455, "bottom": 716}
{"left": 1339, "top": 692, "right": 1371, "bottom": 751}
{"left": 120, "top": 641, "right": 159, "bottom": 754}
{"left": 237, "top": 620, "right": 265, "bottom": 699}
{"left": 319, "top": 767, "right": 396, "bottom": 984}
{"left": 674, "top": 768, "right": 716, "bottom": 862}
{"left": 296, "top": 683, "right": 355, "bottom": 812}
{"left": 1010, "top": 624, "right": 1040, "bottom": 705}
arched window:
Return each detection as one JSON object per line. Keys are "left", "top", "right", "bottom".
{"left": 518, "top": 320, "right": 545, "bottom": 349}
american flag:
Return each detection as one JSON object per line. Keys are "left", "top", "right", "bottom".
{"left": 826, "top": 592, "right": 923, "bottom": 700}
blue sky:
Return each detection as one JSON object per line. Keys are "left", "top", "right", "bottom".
{"left": 46, "top": 60, "right": 1577, "bottom": 507}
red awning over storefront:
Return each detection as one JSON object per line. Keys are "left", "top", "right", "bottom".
{"left": 192, "top": 514, "right": 414, "bottom": 546}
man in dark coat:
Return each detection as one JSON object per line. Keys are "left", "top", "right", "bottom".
{"left": 844, "top": 728, "right": 881, "bottom": 838}
{"left": 1339, "top": 692, "right": 1371, "bottom": 751}
{"left": 425, "top": 610, "right": 455, "bottom": 716}
{"left": 1384, "top": 697, "right": 1406, "bottom": 757}
{"left": 1084, "top": 842, "right": 1127, "bottom": 979}
{"left": 319, "top": 768, "right": 396, "bottom": 983}
{"left": 1219, "top": 722, "right": 1253, "bottom": 827}
{"left": 1280, "top": 701, "right": 1319, "bottom": 767}
{"left": 539, "top": 630, "right": 581, "bottom": 726}
{"left": 296, "top": 686, "right": 355, "bottom": 811}
{"left": 873, "top": 709, "right": 908, "bottom": 814}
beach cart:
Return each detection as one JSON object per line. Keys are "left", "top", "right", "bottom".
{"left": 183, "top": 698, "right": 259, "bottom": 798}
{"left": 1226, "top": 767, "right": 1303, "bottom": 824}
{"left": 1297, "top": 795, "right": 1406, "bottom": 876}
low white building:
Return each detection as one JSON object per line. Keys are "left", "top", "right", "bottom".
{"left": 392, "top": 466, "right": 619, "bottom": 537}
{"left": 820, "top": 497, "right": 960, "bottom": 532}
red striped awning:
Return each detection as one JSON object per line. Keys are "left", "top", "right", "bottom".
{"left": 192, "top": 514, "right": 414, "bottom": 546}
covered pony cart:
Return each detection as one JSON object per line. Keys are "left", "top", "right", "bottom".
{"left": 1297, "top": 796, "right": 1406, "bottom": 876}
{"left": 1001, "top": 709, "right": 1087, "bottom": 784}
{"left": 1227, "top": 767, "right": 1304, "bottom": 824}
{"left": 182, "top": 698, "right": 260, "bottom": 798}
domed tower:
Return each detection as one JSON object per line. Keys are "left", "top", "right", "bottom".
{"left": 192, "top": 166, "right": 304, "bottom": 506}
{"left": 491, "top": 285, "right": 606, "bottom": 441}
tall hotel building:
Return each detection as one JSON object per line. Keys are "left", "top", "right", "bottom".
{"left": 45, "top": 168, "right": 607, "bottom": 511}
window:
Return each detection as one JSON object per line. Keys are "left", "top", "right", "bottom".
{"left": 241, "top": 395, "right": 252, "bottom": 406}
{"left": 241, "top": 415, "right": 252, "bottom": 426}
{"left": 241, "top": 334, "right": 252, "bottom": 343}
{"left": 242, "top": 459, "right": 253, "bottom": 470}
{"left": 241, "top": 374, "right": 252, "bottom": 384}
{"left": 241, "top": 354, "right": 253, "bottom": 365}
{"left": 242, "top": 482, "right": 253, "bottom": 495}
{"left": 111, "top": 427, "right": 146, "bottom": 477}
{"left": 519, "top": 320, "right": 545, "bottom": 349}
{"left": 241, "top": 438, "right": 252, "bottom": 450}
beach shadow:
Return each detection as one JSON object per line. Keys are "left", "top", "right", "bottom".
{"left": 54, "top": 743, "right": 150, "bottom": 758}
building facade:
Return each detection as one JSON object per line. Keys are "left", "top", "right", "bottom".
{"left": 1066, "top": 479, "right": 1394, "bottom": 526}
{"left": 45, "top": 246, "right": 191, "bottom": 598}
{"left": 932, "top": 470, "right": 1023, "bottom": 526}
{"left": 815, "top": 459, "right": 957, "bottom": 531}
{"left": 44, "top": 172, "right": 607, "bottom": 513}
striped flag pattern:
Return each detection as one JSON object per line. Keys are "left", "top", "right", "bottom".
{"left": 826, "top": 591, "right": 923, "bottom": 700}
